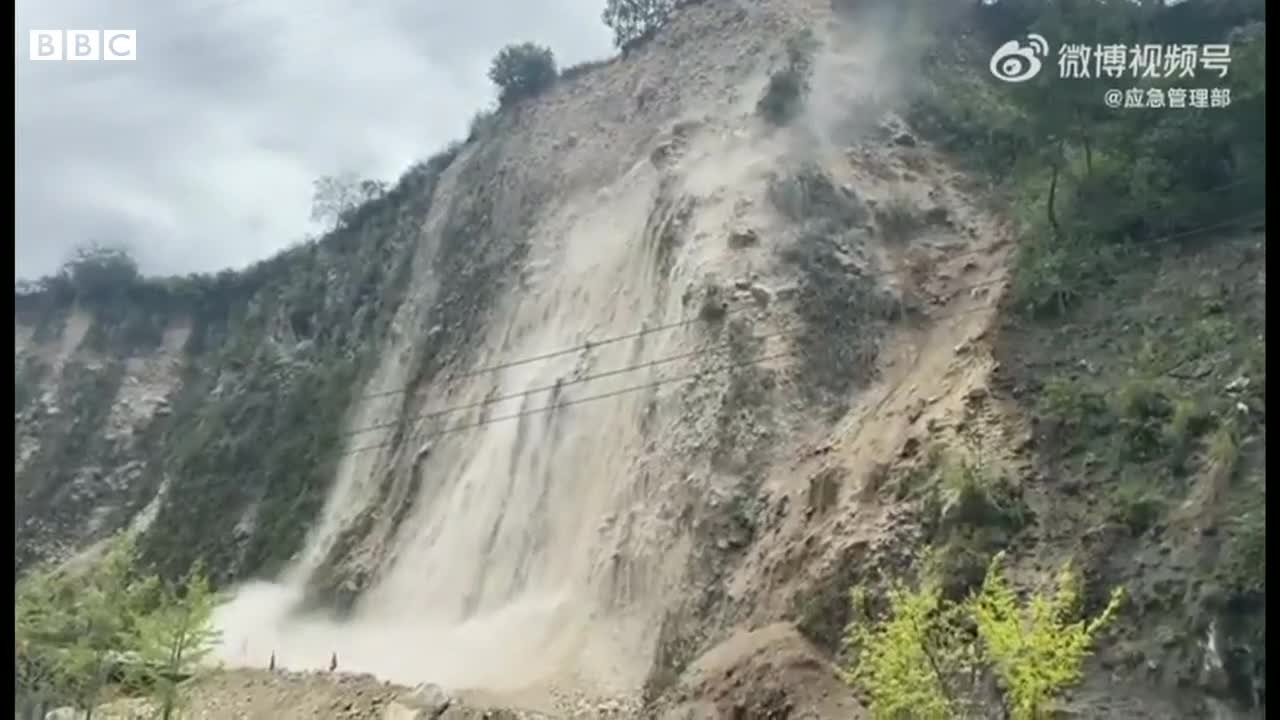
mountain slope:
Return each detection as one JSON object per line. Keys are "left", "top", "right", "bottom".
{"left": 15, "top": 0, "right": 1265, "bottom": 718}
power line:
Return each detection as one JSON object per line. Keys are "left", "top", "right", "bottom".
{"left": 343, "top": 325, "right": 800, "bottom": 437}
{"left": 354, "top": 177, "right": 1264, "bottom": 402}
{"left": 344, "top": 349, "right": 797, "bottom": 455}
{"left": 335, "top": 207, "right": 1264, "bottom": 456}
{"left": 360, "top": 304, "right": 764, "bottom": 401}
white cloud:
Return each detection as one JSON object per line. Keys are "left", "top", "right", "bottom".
{"left": 16, "top": 0, "right": 614, "bottom": 280}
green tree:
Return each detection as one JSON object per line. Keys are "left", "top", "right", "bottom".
{"left": 60, "top": 243, "right": 140, "bottom": 303}
{"left": 310, "top": 173, "right": 388, "bottom": 231}
{"left": 757, "top": 31, "right": 820, "bottom": 125}
{"left": 969, "top": 553, "right": 1124, "bottom": 720}
{"left": 843, "top": 555, "right": 1124, "bottom": 719}
{"left": 131, "top": 562, "right": 224, "bottom": 720}
{"left": 488, "top": 43, "right": 558, "bottom": 105}
{"left": 602, "top": 0, "right": 675, "bottom": 49}
{"left": 59, "top": 535, "right": 152, "bottom": 720}
{"left": 15, "top": 567, "right": 71, "bottom": 719}
{"left": 842, "top": 583, "right": 982, "bottom": 719}
{"left": 14, "top": 534, "right": 155, "bottom": 720}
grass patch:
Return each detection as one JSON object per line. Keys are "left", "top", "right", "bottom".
{"left": 1218, "top": 479, "right": 1265, "bottom": 604}
{"left": 1205, "top": 422, "right": 1241, "bottom": 477}
{"left": 1109, "top": 473, "right": 1169, "bottom": 537}
{"left": 915, "top": 449, "right": 1028, "bottom": 599}
{"left": 1038, "top": 374, "right": 1109, "bottom": 441}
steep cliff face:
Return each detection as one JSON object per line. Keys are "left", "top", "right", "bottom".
{"left": 19, "top": 0, "right": 906, "bottom": 697}
{"left": 16, "top": 150, "right": 450, "bottom": 581}
{"left": 16, "top": 0, "right": 1266, "bottom": 717}
{"left": 207, "top": 0, "right": 933, "bottom": 700}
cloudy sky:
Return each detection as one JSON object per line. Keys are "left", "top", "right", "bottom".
{"left": 16, "top": 0, "right": 614, "bottom": 280}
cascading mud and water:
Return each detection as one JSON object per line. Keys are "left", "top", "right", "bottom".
{"left": 209, "top": 0, "right": 919, "bottom": 701}
{"left": 211, "top": 150, "right": 743, "bottom": 699}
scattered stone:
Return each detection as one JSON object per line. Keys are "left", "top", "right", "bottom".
{"left": 772, "top": 284, "right": 798, "bottom": 301}
{"left": 923, "top": 206, "right": 949, "bottom": 225}
{"left": 906, "top": 400, "right": 925, "bottom": 423}
{"left": 806, "top": 467, "right": 843, "bottom": 516}
{"left": 1225, "top": 376, "right": 1250, "bottom": 393}
{"left": 748, "top": 284, "right": 772, "bottom": 307}
{"left": 1016, "top": 433, "right": 1035, "bottom": 454}
{"left": 698, "top": 284, "right": 728, "bottom": 322}
{"left": 861, "top": 463, "right": 889, "bottom": 499}
{"left": 892, "top": 131, "right": 917, "bottom": 147}
{"left": 389, "top": 683, "right": 452, "bottom": 720}
{"left": 728, "top": 228, "right": 759, "bottom": 249}
{"left": 650, "top": 142, "right": 679, "bottom": 168}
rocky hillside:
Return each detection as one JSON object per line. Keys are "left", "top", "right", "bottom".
{"left": 16, "top": 0, "right": 1265, "bottom": 718}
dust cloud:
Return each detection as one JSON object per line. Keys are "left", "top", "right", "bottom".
{"left": 209, "top": 0, "right": 958, "bottom": 704}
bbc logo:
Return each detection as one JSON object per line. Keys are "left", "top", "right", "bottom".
{"left": 28, "top": 30, "right": 137, "bottom": 61}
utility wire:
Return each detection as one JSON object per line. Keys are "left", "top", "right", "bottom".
{"left": 344, "top": 349, "right": 797, "bottom": 456}
{"left": 354, "top": 177, "right": 1264, "bottom": 403}
{"left": 334, "top": 207, "right": 1264, "bottom": 455}
{"left": 352, "top": 203, "right": 1265, "bottom": 419}
{"left": 360, "top": 304, "right": 765, "bottom": 400}
{"left": 342, "top": 325, "right": 801, "bottom": 437}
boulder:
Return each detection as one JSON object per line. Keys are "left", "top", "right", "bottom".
{"left": 385, "top": 683, "right": 452, "bottom": 720}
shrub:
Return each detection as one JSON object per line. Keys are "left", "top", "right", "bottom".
{"left": 1110, "top": 475, "right": 1167, "bottom": 536}
{"left": 560, "top": 58, "right": 610, "bottom": 82}
{"left": 15, "top": 534, "right": 222, "bottom": 720}
{"left": 1111, "top": 376, "right": 1174, "bottom": 461}
{"left": 844, "top": 555, "right": 1124, "bottom": 720}
{"left": 1009, "top": 234, "right": 1091, "bottom": 318}
{"left": 921, "top": 452, "right": 1028, "bottom": 599}
{"left": 1163, "top": 395, "right": 1210, "bottom": 454}
{"left": 602, "top": 0, "right": 676, "bottom": 49}
{"left": 874, "top": 195, "right": 921, "bottom": 243}
{"left": 757, "top": 31, "right": 819, "bottom": 125}
{"left": 842, "top": 583, "right": 977, "bottom": 720}
{"left": 1219, "top": 489, "right": 1265, "bottom": 603}
{"left": 131, "top": 561, "right": 223, "bottom": 719}
{"left": 1038, "top": 375, "right": 1108, "bottom": 438}
{"left": 1204, "top": 421, "right": 1240, "bottom": 481}
{"left": 468, "top": 107, "right": 499, "bottom": 142}
{"left": 61, "top": 243, "right": 140, "bottom": 303}
{"left": 970, "top": 554, "right": 1124, "bottom": 720}
{"left": 488, "top": 43, "right": 558, "bottom": 105}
